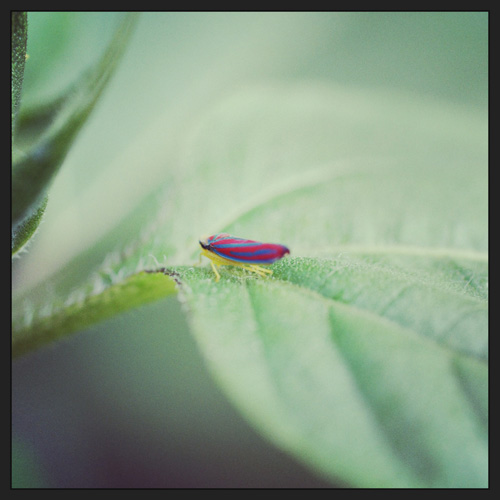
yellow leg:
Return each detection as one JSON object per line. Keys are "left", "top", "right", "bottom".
{"left": 240, "top": 263, "right": 273, "bottom": 277}
{"left": 200, "top": 249, "right": 272, "bottom": 281}
{"left": 209, "top": 260, "right": 221, "bottom": 282}
{"left": 250, "top": 264, "right": 273, "bottom": 275}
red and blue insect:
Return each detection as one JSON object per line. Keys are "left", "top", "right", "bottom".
{"left": 199, "top": 233, "right": 290, "bottom": 281}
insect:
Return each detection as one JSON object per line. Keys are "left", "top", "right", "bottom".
{"left": 199, "top": 233, "right": 290, "bottom": 282}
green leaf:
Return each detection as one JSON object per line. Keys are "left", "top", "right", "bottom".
{"left": 11, "top": 12, "right": 28, "bottom": 134}
{"left": 175, "top": 251, "right": 487, "bottom": 487}
{"left": 12, "top": 83, "right": 487, "bottom": 487}
{"left": 11, "top": 195, "right": 48, "bottom": 255}
{"left": 12, "top": 270, "right": 178, "bottom": 358}
{"left": 11, "top": 13, "right": 138, "bottom": 246}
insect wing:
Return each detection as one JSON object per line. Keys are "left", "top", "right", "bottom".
{"left": 209, "top": 234, "right": 289, "bottom": 264}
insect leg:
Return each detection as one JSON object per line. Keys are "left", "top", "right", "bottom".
{"left": 194, "top": 252, "right": 203, "bottom": 267}
{"left": 250, "top": 264, "right": 273, "bottom": 275}
{"left": 210, "top": 260, "right": 221, "bottom": 282}
{"left": 239, "top": 264, "right": 272, "bottom": 277}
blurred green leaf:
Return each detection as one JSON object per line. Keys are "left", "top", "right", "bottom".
{"left": 11, "top": 13, "right": 138, "bottom": 251}
{"left": 11, "top": 12, "right": 27, "bottom": 134}
{"left": 12, "top": 80, "right": 487, "bottom": 486}
{"left": 11, "top": 195, "right": 48, "bottom": 255}
{"left": 12, "top": 270, "right": 178, "bottom": 358}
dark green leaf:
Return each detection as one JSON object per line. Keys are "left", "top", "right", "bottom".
{"left": 11, "top": 13, "right": 138, "bottom": 240}
{"left": 11, "top": 12, "right": 28, "bottom": 134}
{"left": 11, "top": 195, "right": 47, "bottom": 255}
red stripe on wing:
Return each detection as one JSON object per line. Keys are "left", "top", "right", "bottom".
{"left": 208, "top": 234, "right": 290, "bottom": 264}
